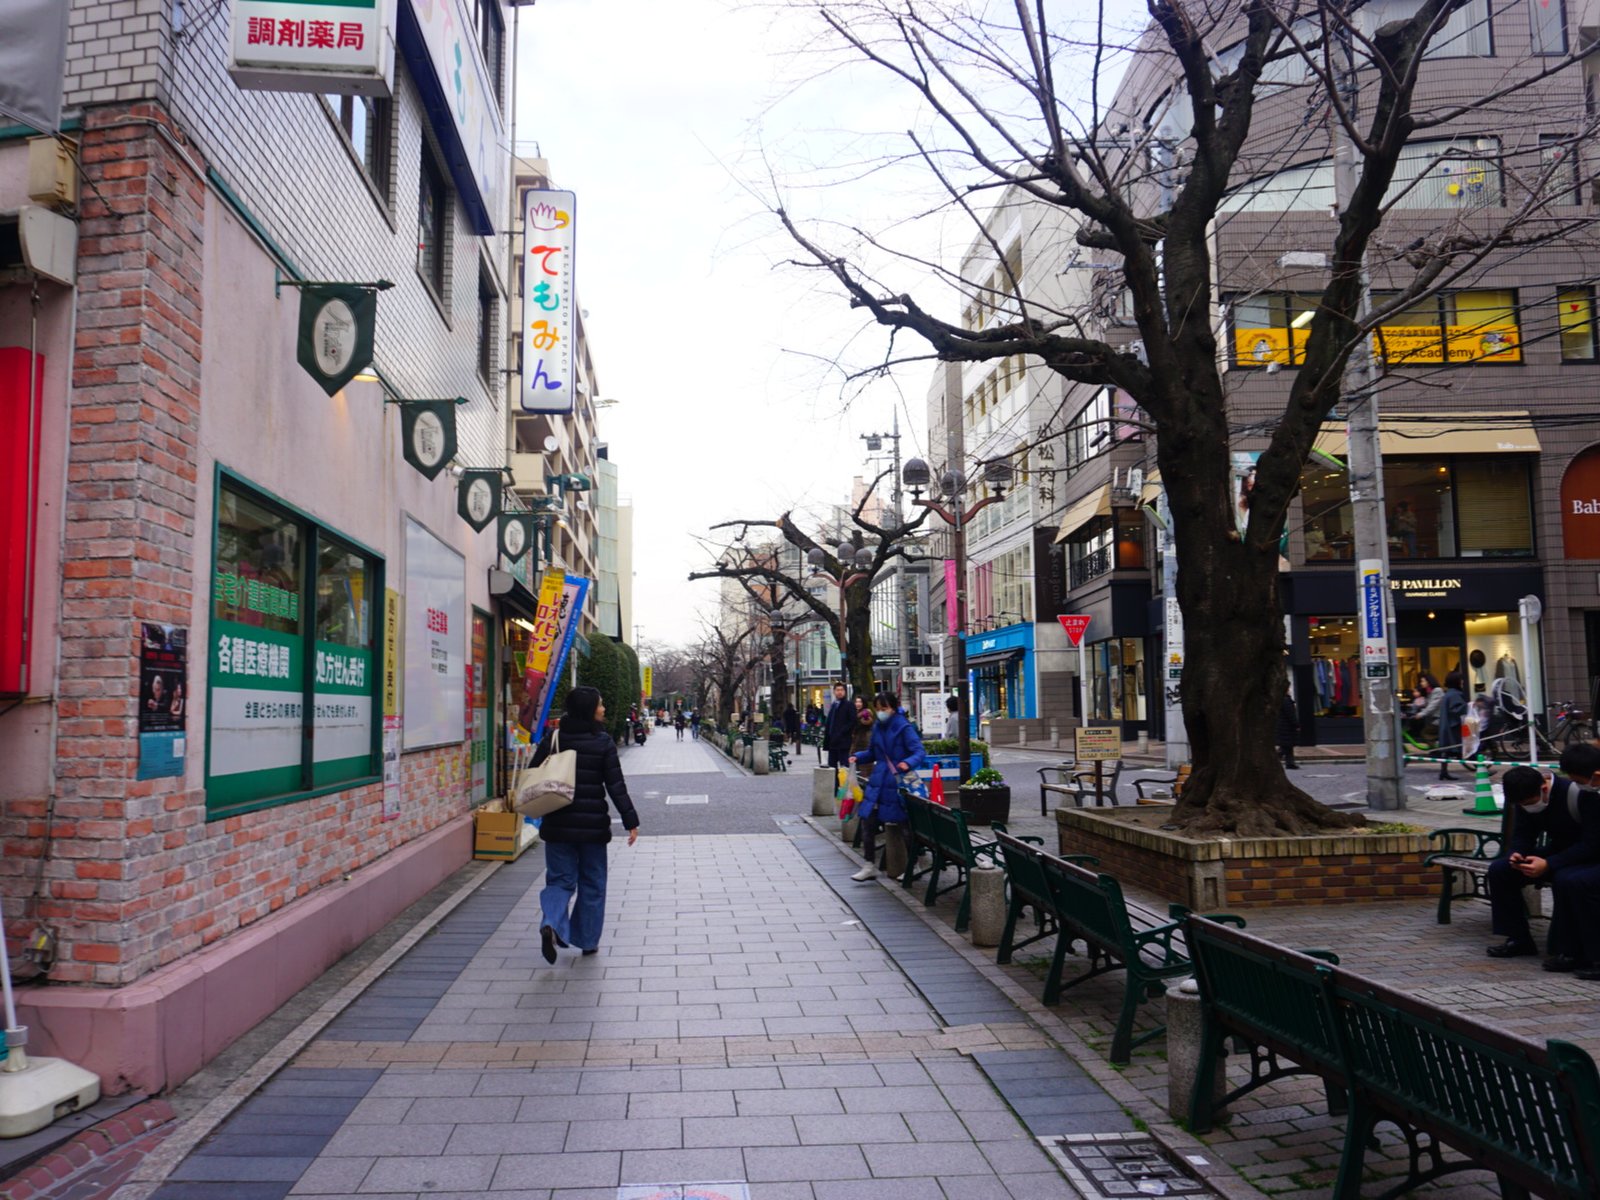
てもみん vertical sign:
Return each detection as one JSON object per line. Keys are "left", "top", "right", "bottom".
{"left": 520, "top": 190, "right": 576, "bottom": 415}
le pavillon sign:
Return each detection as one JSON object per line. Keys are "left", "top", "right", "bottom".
{"left": 296, "top": 283, "right": 378, "bottom": 395}
{"left": 398, "top": 400, "right": 457, "bottom": 481}
{"left": 229, "top": 0, "right": 395, "bottom": 98}
{"left": 457, "top": 469, "right": 502, "bottom": 533}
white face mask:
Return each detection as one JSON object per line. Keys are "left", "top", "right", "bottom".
{"left": 875, "top": 710, "right": 891, "bottom": 723}
{"left": 1521, "top": 799, "right": 1550, "bottom": 816}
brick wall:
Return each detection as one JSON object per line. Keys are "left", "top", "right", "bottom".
{"left": 1056, "top": 811, "right": 1451, "bottom": 911}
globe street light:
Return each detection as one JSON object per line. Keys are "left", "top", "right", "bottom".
{"left": 903, "top": 456, "right": 1013, "bottom": 781}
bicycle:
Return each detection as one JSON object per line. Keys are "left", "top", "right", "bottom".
{"left": 1548, "top": 701, "right": 1595, "bottom": 750}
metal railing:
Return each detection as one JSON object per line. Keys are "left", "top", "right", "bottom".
{"left": 1069, "top": 546, "right": 1112, "bottom": 590}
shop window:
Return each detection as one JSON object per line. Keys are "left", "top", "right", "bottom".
{"left": 1069, "top": 521, "right": 1113, "bottom": 590}
{"left": 1300, "top": 462, "right": 1355, "bottom": 560}
{"left": 1372, "top": 289, "right": 1520, "bottom": 365}
{"left": 1558, "top": 287, "right": 1596, "bottom": 361}
{"left": 1465, "top": 612, "right": 1527, "bottom": 696}
{"left": 1529, "top": 0, "right": 1566, "bottom": 54}
{"left": 1115, "top": 513, "right": 1146, "bottom": 569}
{"left": 1386, "top": 461, "right": 1456, "bottom": 559}
{"left": 1229, "top": 293, "right": 1321, "bottom": 366}
{"left": 1456, "top": 458, "right": 1534, "bottom": 556}
{"left": 208, "top": 477, "right": 380, "bottom": 816}
{"left": 1308, "top": 618, "right": 1362, "bottom": 717}
{"left": 1086, "top": 638, "right": 1146, "bottom": 723}
{"left": 417, "top": 149, "right": 450, "bottom": 303}
{"left": 1064, "top": 389, "right": 1111, "bottom": 474}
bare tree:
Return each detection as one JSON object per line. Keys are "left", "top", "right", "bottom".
{"left": 689, "top": 473, "right": 932, "bottom": 696}
{"left": 769, "top": 0, "right": 1597, "bottom": 834}
{"left": 686, "top": 621, "right": 766, "bottom": 727}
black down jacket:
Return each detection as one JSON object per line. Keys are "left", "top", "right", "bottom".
{"left": 532, "top": 720, "right": 639, "bottom": 844}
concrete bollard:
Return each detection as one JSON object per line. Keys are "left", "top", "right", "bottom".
{"left": 752, "top": 739, "right": 770, "bottom": 775}
{"left": 883, "top": 824, "right": 909, "bottom": 879}
{"left": 841, "top": 815, "right": 860, "bottom": 844}
{"left": 967, "top": 865, "right": 1007, "bottom": 948}
{"left": 813, "top": 767, "right": 838, "bottom": 816}
{"left": 1137, "top": 732, "right": 1150, "bottom": 754}
{"left": 1050, "top": 723, "right": 1060, "bottom": 750}
{"left": 1018, "top": 727, "right": 1028, "bottom": 748}
{"left": 1166, "top": 977, "right": 1224, "bottom": 1124}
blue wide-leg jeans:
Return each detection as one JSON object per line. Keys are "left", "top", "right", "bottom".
{"left": 540, "top": 841, "right": 609, "bottom": 952}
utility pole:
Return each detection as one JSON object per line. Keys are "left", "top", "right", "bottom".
{"left": 1332, "top": 20, "right": 1404, "bottom": 810}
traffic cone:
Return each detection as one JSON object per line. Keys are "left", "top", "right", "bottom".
{"left": 928, "top": 770, "right": 947, "bottom": 807}
{"left": 1465, "top": 755, "right": 1499, "bottom": 816}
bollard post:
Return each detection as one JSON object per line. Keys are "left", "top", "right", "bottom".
{"left": 883, "top": 824, "right": 909, "bottom": 879}
{"left": 752, "top": 738, "right": 770, "bottom": 775}
{"left": 1018, "top": 727, "right": 1028, "bottom": 748}
{"left": 967, "top": 865, "right": 1007, "bottom": 947}
{"left": 1166, "top": 978, "right": 1224, "bottom": 1124}
{"left": 813, "top": 767, "right": 837, "bottom": 817}
{"left": 1050, "top": 722, "right": 1060, "bottom": 750}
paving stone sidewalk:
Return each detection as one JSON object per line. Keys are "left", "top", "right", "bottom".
{"left": 143, "top": 825, "right": 1140, "bottom": 1199}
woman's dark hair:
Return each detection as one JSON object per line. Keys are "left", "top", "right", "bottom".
{"left": 1444, "top": 671, "right": 1464, "bottom": 691}
{"left": 874, "top": 691, "right": 899, "bottom": 711}
{"left": 946, "top": 696, "right": 959, "bottom": 712}
{"left": 564, "top": 686, "right": 602, "bottom": 722}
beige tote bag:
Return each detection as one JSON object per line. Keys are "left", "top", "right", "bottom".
{"left": 512, "top": 729, "right": 577, "bottom": 817}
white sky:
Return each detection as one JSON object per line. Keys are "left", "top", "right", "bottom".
{"left": 513, "top": 0, "right": 1144, "bottom": 648}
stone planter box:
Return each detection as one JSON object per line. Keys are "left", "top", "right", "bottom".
{"left": 957, "top": 785, "right": 1011, "bottom": 827}
{"left": 1054, "top": 805, "right": 1472, "bottom": 910}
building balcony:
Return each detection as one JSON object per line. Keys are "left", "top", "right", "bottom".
{"left": 1069, "top": 546, "right": 1112, "bottom": 590}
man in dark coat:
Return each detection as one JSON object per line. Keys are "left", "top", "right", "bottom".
{"left": 1276, "top": 692, "right": 1300, "bottom": 770}
{"left": 824, "top": 681, "right": 855, "bottom": 768}
{"left": 1485, "top": 750, "right": 1600, "bottom": 972}
{"left": 534, "top": 686, "right": 641, "bottom": 963}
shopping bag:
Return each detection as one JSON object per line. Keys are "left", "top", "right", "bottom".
{"left": 1461, "top": 711, "right": 1481, "bottom": 760}
{"left": 899, "top": 769, "right": 929, "bottom": 802}
{"left": 928, "top": 770, "right": 947, "bottom": 807}
{"left": 836, "top": 767, "right": 853, "bottom": 802}
{"left": 512, "top": 730, "right": 577, "bottom": 817}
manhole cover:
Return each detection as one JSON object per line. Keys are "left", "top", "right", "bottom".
{"left": 665, "top": 795, "right": 709, "bottom": 805}
{"left": 1042, "top": 1132, "right": 1218, "bottom": 1197}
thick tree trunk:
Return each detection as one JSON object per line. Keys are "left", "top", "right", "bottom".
{"left": 845, "top": 582, "right": 875, "bottom": 700}
{"left": 1157, "top": 383, "right": 1364, "bottom": 837}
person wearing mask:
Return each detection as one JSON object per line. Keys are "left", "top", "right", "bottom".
{"left": 824, "top": 681, "right": 855, "bottom": 769}
{"left": 850, "top": 692, "right": 927, "bottom": 882}
{"left": 1485, "top": 751, "right": 1600, "bottom": 967}
{"left": 943, "top": 695, "right": 960, "bottom": 741}
{"left": 532, "top": 686, "right": 640, "bottom": 964}
{"left": 1435, "top": 671, "right": 1469, "bottom": 781}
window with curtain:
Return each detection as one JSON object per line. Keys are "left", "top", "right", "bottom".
{"left": 1529, "top": 0, "right": 1567, "bottom": 54}
{"left": 1385, "top": 137, "right": 1502, "bottom": 209}
{"left": 1229, "top": 292, "right": 1323, "bottom": 366}
{"left": 1559, "top": 287, "right": 1596, "bottom": 361}
{"left": 1456, "top": 459, "right": 1534, "bottom": 556}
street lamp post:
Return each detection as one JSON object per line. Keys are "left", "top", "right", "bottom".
{"left": 806, "top": 541, "right": 877, "bottom": 696}
{"left": 902, "top": 457, "right": 1013, "bottom": 782}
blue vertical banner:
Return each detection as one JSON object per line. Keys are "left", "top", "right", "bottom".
{"left": 1359, "top": 558, "right": 1390, "bottom": 680}
{"left": 532, "top": 575, "right": 591, "bottom": 741}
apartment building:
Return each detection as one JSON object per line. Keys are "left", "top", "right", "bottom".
{"left": 0, "top": 0, "right": 580, "bottom": 1093}
{"left": 1064, "top": 0, "right": 1600, "bottom": 744}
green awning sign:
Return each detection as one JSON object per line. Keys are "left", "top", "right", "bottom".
{"left": 297, "top": 283, "right": 376, "bottom": 395}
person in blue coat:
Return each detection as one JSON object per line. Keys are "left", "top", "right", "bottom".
{"left": 850, "top": 692, "right": 927, "bottom": 881}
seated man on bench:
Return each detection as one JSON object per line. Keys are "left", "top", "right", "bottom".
{"left": 1486, "top": 750, "right": 1600, "bottom": 973}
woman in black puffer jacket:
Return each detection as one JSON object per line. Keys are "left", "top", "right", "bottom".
{"left": 534, "top": 686, "right": 640, "bottom": 963}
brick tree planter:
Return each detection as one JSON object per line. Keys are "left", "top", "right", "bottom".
{"left": 1055, "top": 806, "right": 1470, "bottom": 910}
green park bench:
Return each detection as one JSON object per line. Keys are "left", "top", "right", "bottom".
{"left": 1036, "top": 855, "right": 1244, "bottom": 1064}
{"left": 1185, "top": 916, "right": 1600, "bottom": 1199}
{"left": 993, "top": 831, "right": 1098, "bottom": 974}
{"left": 920, "top": 801, "right": 1014, "bottom": 935}
{"left": 1425, "top": 824, "right": 1511, "bottom": 925}
{"left": 1037, "top": 760, "right": 1126, "bottom": 814}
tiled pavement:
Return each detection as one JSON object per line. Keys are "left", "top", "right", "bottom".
{"left": 146, "top": 825, "right": 1124, "bottom": 1199}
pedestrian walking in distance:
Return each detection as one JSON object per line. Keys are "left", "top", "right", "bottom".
{"left": 1276, "top": 692, "right": 1300, "bottom": 770}
{"left": 673, "top": 710, "right": 686, "bottom": 741}
{"left": 534, "top": 686, "right": 640, "bottom": 963}
{"left": 1436, "top": 670, "right": 1469, "bottom": 781}
{"left": 851, "top": 692, "right": 926, "bottom": 882}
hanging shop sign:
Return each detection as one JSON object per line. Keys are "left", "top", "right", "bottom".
{"left": 296, "top": 284, "right": 378, "bottom": 395}
{"left": 397, "top": 0, "right": 504, "bottom": 233}
{"left": 456, "top": 469, "right": 502, "bottom": 533}
{"left": 402, "top": 517, "right": 465, "bottom": 750}
{"left": 137, "top": 622, "right": 188, "bottom": 780}
{"left": 529, "top": 574, "right": 590, "bottom": 742}
{"left": 519, "top": 189, "right": 577, "bottom": 415}
{"left": 399, "top": 400, "right": 457, "bottom": 481}
{"left": 498, "top": 513, "right": 534, "bottom": 562}
{"left": 229, "top": 0, "right": 395, "bottom": 97}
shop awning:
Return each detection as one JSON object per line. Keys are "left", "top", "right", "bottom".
{"left": 1053, "top": 484, "right": 1113, "bottom": 543}
{"left": 1140, "top": 470, "right": 1163, "bottom": 504}
{"left": 966, "top": 647, "right": 1024, "bottom": 669}
{"left": 1311, "top": 411, "right": 1541, "bottom": 462}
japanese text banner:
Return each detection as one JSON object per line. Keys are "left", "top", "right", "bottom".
{"left": 520, "top": 189, "right": 576, "bottom": 415}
